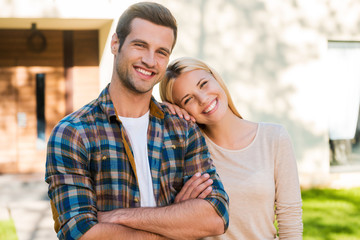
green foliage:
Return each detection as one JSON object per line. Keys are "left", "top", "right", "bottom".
{"left": 0, "top": 219, "right": 18, "bottom": 240}
{"left": 302, "top": 187, "right": 360, "bottom": 240}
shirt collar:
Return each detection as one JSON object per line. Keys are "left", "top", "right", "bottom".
{"left": 99, "top": 84, "right": 164, "bottom": 121}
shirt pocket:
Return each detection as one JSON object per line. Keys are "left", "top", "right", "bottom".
{"left": 160, "top": 138, "right": 186, "bottom": 202}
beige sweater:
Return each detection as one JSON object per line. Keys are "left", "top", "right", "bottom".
{"left": 204, "top": 123, "right": 303, "bottom": 240}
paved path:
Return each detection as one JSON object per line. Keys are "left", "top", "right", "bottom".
{"left": 0, "top": 173, "right": 57, "bottom": 240}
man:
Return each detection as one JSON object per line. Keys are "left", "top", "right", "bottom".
{"left": 45, "top": 2, "right": 229, "bottom": 240}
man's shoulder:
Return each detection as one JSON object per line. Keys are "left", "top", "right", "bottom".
{"left": 54, "top": 97, "right": 105, "bottom": 134}
{"left": 160, "top": 104, "right": 194, "bottom": 128}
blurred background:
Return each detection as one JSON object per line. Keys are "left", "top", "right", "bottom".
{"left": 0, "top": 0, "right": 359, "bottom": 239}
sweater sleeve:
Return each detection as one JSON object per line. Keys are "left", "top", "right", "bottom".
{"left": 274, "top": 126, "right": 303, "bottom": 239}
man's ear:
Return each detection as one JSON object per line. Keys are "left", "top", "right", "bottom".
{"left": 111, "top": 33, "right": 119, "bottom": 54}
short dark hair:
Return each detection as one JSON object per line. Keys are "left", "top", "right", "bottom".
{"left": 116, "top": 2, "right": 177, "bottom": 51}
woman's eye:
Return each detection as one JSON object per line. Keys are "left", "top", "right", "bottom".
{"left": 200, "top": 81, "right": 208, "bottom": 88}
{"left": 184, "top": 97, "right": 192, "bottom": 105}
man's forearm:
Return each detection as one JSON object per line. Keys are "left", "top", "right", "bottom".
{"left": 79, "top": 222, "right": 168, "bottom": 240}
{"left": 99, "top": 199, "right": 224, "bottom": 240}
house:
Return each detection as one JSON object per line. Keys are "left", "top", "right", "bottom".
{"left": 1, "top": 0, "right": 360, "bottom": 188}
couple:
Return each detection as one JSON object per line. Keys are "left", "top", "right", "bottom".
{"left": 45, "top": 2, "right": 302, "bottom": 240}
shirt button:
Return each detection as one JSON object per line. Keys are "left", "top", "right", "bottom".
{"left": 134, "top": 198, "right": 139, "bottom": 203}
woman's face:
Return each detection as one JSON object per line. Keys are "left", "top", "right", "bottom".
{"left": 172, "top": 69, "right": 228, "bottom": 125}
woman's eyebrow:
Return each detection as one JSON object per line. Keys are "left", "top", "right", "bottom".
{"left": 196, "top": 77, "right": 206, "bottom": 87}
{"left": 180, "top": 94, "right": 190, "bottom": 103}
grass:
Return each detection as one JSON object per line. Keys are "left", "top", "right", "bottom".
{"left": 0, "top": 219, "right": 18, "bottom": 240}
{"left": 302, "top": 187, "right": 360, "bottom": 240}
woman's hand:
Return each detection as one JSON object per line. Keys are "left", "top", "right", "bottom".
{"left": 162, "top": 102, "right": 196, "bottom": 122}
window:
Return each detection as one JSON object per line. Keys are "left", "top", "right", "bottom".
{"left": 327, "top": 41, "right": 360, "bottom": 168}
{"left": 36, "top": 73, "right": 45, "bottom": 150}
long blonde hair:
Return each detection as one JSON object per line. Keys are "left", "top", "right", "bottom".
{"left": 160, "top": 57, "right": 242, "bottom": 119}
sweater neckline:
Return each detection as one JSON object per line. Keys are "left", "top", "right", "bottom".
{"left": 203, "top": 122, "right": 261, "bottom": 153}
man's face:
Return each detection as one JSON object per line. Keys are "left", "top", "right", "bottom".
{"left": 114, "top": 18, "right": 174, "bottom": 95}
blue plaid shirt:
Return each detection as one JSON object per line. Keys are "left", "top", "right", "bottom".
{"left": 45, "top": 85, "right": 229, "bottom": 240}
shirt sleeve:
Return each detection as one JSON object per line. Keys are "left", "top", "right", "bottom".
{"left": 184, "top": 122, "right": 230, "bottom": 230}
{"left": 274, "top": 126, "right": 303, "bottom": 239}
{"left": 45, "top": 121, "right": 98, "bottom": 240}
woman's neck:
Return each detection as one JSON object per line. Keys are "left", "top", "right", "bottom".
{"left": 202, "top": 109, "right": 258, "bottom": 150}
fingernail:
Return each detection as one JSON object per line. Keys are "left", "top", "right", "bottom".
{"left": 207, "top": 179, "right": 213, "bottom": 184}
{"left": 203, "top": 173, "right": 210, "bottom": 178}
{"left": 195, "top": 172, "right": 201, "bottom": 177}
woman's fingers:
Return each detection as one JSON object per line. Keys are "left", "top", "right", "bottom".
{"left": 162, "top": 101, "right": 176, "bottom": 114}
{"left": 162, "top": 101, "right": 196, "bottom": 122}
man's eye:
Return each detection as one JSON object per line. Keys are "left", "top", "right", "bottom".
{"left": 135, "top": 43, "right": 145, "bottom": 47}
{"left": 158, "top": 51, "right": 168, "bottom": 56}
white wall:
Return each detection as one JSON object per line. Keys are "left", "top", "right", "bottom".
{"left": 157, "top": 0, "right": 360, "bottom": 187}
{"left": 2, "top": 0, "right": 360, "bottom": 187}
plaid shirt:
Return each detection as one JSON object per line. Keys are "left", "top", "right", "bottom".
{"left": 45, "top": 85, "right": 229, "bottom": 240}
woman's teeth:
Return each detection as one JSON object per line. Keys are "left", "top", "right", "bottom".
{"left": 204, "top": 99, "right": 217, "bottom": 113}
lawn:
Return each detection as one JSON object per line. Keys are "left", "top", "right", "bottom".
{"left": 0, "top": 219, "right": 18, "bottom": 240}
{"left": 302, "top": 187, "right": 360, "bottom": 240}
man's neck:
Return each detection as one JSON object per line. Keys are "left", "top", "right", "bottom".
{"left": 109, "top": 81, "right": 152, "bottom": 118}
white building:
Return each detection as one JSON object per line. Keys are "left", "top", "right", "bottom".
{"left": 1, "top": 0, "right": 360, "bottom": 188}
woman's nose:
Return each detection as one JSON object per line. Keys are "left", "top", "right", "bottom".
{"left": 197, "top": 92, "right": 208, "bottom": 106}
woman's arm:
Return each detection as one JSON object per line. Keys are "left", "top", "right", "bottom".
{"left": 274, "top": 126, "right": 303, "bottom": 239}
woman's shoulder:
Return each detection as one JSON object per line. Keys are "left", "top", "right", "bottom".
{"left": 258, "top": 122, "right": 290, "bottom": 141}
{"left": 259, "top": 122, "right": 285, "bottom": 132}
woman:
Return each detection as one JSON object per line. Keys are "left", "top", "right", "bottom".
{"left": 160, "top": 57, "right": 303, "bottom": 239}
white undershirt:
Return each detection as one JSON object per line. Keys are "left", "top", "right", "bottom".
{"left": 118, "top": 111, "right": 156, "bottom": 207}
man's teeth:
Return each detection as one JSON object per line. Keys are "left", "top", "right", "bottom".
{"left": 136, "top": 68, "right": 152, "bottom": 76}
{"left": 204, "top": 100, "right": 217, "bottom": 113}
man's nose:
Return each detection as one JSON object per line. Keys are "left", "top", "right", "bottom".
{"left": 142, "top": 51, "right": 156, "bottom": 68}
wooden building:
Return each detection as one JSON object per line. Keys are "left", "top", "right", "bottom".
{"left": 0, "top": 28, "right": 99, "bottom": 173}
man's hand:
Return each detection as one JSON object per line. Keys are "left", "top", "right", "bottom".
{"left": 175, "top": 172, "right": 213, "bottom": 203}
{"left": 162, "top": 102, "right": 196, "bottom": 122}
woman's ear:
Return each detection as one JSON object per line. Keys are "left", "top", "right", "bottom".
{"left": 111, "top": 33, "right": 119, "bottom": 54}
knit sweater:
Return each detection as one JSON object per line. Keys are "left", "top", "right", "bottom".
{"left": 204, "top": 123, "right": 303, "bottom": 240}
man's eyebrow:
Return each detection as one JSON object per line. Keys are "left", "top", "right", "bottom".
{"left": 159, "top": 47, "right": 171, "bottom": 55}
{"left": 131, "top": 39, "right": 170, "bottom": 55}
{"left": 131, "top": 39, "right": 147, "bottom": 45}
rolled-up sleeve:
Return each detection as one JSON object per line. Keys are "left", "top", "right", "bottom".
{"left": 184, "top": 123, "right": 230, "bottom": 230}
{"left": 45, "top": 122, "right": 97, "bottom": 240}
